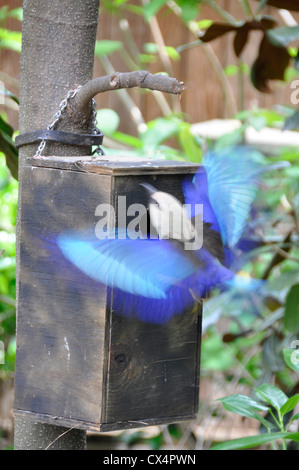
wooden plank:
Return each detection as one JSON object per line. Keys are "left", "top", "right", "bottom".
{"left": 26, "top": 155, "right": 200, "bottom": 176}
{"left": 102, "top": 173, "right": 202, "bottom": 427}
{"left": 14, "top": 165, "right": 112, "bottom": 425}
{"left": 103, "top": 310, "right": 201, "bottom": 426}
{"left": 15, "top": 162, "right": 202, "bottom": 431}
{"left": 13, "top": 409, "right": 199, "bottom": 433}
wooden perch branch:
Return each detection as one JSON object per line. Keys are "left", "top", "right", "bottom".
{"left": 74, "top": 71, "right": 186, "bottom": 112}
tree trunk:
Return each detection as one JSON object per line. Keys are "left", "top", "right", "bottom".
{"left": 15, "top": 0, "right": 100, "bottom": 450}
{"left": 19, "top": 0, "right": 100, "bottom": 161}
{"left": 14, "top": 0, "right": 186, "bottom": 450}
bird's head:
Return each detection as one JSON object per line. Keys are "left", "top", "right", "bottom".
{"left": 140, "top": 182, "right": 198, "bottom": 245}
{"left": 140, "top": 182, "right": 181, "bottom": 207}
{"left": 140, "top": 182, "right": 183, "bottom": 218}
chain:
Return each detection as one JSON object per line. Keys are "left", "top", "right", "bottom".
{"left": 91, "top": 95, "right": 105, "bottom": 156}
{"left": 35, "top": 86, "right": 104, "bottom": 157}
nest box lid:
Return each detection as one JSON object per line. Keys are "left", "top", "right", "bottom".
{"left": 26, "top": 155, "right": 200, "bottom": 176}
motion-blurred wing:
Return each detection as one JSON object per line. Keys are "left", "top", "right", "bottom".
{"left": 113, "top": 246, "right": 235, "bottom": 324}
{"left": 57, "top": 230, "right": 198, "bottom": 300}
{"left": 182, "top": 167, "right": 220, "bottom": 232}
{"left": 201, "top": 146, "right": 266, "bottom": 247}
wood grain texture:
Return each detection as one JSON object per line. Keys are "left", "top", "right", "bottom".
{"left": 27, "top": 155, "right": 200, "bottom": 176}
{"left": 14, "top": 157, "right": 202, "bottom": 431}
{"left": 102, "top": 173, "right": 201, "bottom": 428}
{"left": 15, "top": 165, "right": 111, "bottom": 425}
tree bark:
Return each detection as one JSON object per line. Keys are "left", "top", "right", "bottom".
{"left": 19, "top": 0, "right": 100, "bottom": 160}
{"left": 14, "top": 419, "right": 87, "bottom": 451}
{"left": 15, "top": 0, "right": 185, "bottom": 450}
{"left": 73, "top": 71, "right": 185, "bottom": 114}
{"left": 15, "top": 0, "right": 100, "bottom": 451}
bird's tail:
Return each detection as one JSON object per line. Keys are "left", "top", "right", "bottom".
{"left": 225, "top": 270, "right": 265, "bottom": 293}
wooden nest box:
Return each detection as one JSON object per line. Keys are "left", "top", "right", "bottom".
{"left": 14, "top": 155, "right": 202, "bottom": 432}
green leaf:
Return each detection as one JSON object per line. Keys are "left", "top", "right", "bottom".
{"left": 224, "top": 64, "right": 239, "bottom": 77}
{"left": 140, "top": 118, "right": 180, "bottom": 147}
{"left": 248, "top": 114, "right": 268, "bottom": 131}
{"left": 96, "top": 109, "right": 120, "bottom": 135}
{"left": 200, "top": 23, "right": 241, "bottom": 43}
{"left": 138, "top": 53, "right": 157, "bottom": 65}
{"left": 0, "top": 6, "right": 9, "bottom": 21}
{"left": 0, "top": 88, "right": 19, "bottom": 105}
{"left": 211, "top": 431, "right": 299, "bottom": 450}
{"left": 234, "top": 107, "right": 283, "bottom": 127}
{"left": 111, "top": 131, "right": 143, "bottom": 148}
{"left": 261, "top": 333, "right": 285, "bottom": 372}
{"left": 175, "top": 0, "right": 200, "bottom": 22}
{"left": 284, "top": 284, "right": 299, "bottom": 333}
{"left": 143, "top": 42, "right": 159, "bottom": 54}
{"left": 251, "top": 36, "right": 290, "bottom": 93}
{"left": 0, "top": 258, "right": 16, "bottom": 273}
{"left": 164, "top": 46, "right": 180, "bottom": 61}
{"left": 257, "top": 0, "right": 268, "bottom": 12}
{"left": 281, "top": 395, "right": 299, "bottom": 417}
{"left": 214, "top": 125, "right": 245, "bottom": 149}
{"left": 255, "top": 383, "right": 288, "bottom": 411}
{"left": 9, "top": 7, "right": 23, "bottom": 21}
{"left": 268, "top": 270, "right": 299, "bottom": 292}
{"left": 288, "top": 413, "right": 299, "bottom": 429}
{"left": 200, "top": 333, "right": 236, "bottom": 371}
{"left": 94, "top": 40, "right": 123, "bottom": 57}
{"left": 198, "top": 19, "right": 213, "bottom": 30}
{"left": 283, "top": 110, "right": 299, "bottom": 131}
{"left": 177, "top": 123, "right": 202, "bottom": 162}
{"left": 219, "top": 394, "right": 270, "bottom": 425}
{"left": 0, "top": 116, "right": 18, "bottom": 180}
{"left": 288, "top": 47, "right": 298, "bottom": 58}
{"left": 0, "top": 115, "right": 14, "bottom": 137}
{"left": 143, "top": 43, "right": 180, "bottom": 62}
{"left": 0, "top": 6, "right": 23, "bottom": 22}
{"left": 142, "top": 0, "right": 168, "bottom": 21}
{"left": 283, "top": 347, "right": 299, "bottom": 373}
{"left": 267, "top": 26, "right": 299, "bottom": 48}
{"left": 0, "top": 28, "right": 21, "bottom": 53}
{"left": 257, "top": 108, "right": 284, "bottom": 127}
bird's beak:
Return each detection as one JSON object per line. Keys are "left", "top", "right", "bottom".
{"left": 139, "top": 182, "right": 157, "bottom": 195}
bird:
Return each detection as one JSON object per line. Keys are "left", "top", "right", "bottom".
{"left": 56, "top": 146, "right": 289, "bottom": 324}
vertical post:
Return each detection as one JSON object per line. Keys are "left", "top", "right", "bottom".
{"left": 15, "top": 0, "right": 100, "bottom": 450}
{"left": 14, "top": 420, "right": 86, "bottom": 451}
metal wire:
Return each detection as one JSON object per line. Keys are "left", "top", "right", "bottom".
{"left": 34, "top": 86, "right": 104, "bottom": 156}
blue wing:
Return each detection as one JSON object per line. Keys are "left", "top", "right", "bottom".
{"left": 56, "top": 228, "right": 238, "bottom": 323}
{"left": 112, "top": 246, "right": 235, "bottom": 324}
{"left": 57, "top": 229, "right": 199, "bottom": 300}
{"left": 183, "top": 146, "right": 271, "bottom": 248}
{"left": 182, "top": 166, "right": 220, "bottom": 232}
{"left": 57, "top": 145, "right": 276, "bottom": 323}
{"left": 203, "top": 146, "right": 265, "bottom": 247}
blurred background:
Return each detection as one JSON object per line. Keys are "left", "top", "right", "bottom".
{"left": 1, "top": 0, "right": 299, "bottom": 450}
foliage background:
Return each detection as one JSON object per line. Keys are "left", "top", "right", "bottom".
{"left": 1, "top": 0, "right": 299, "bottom": 450}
